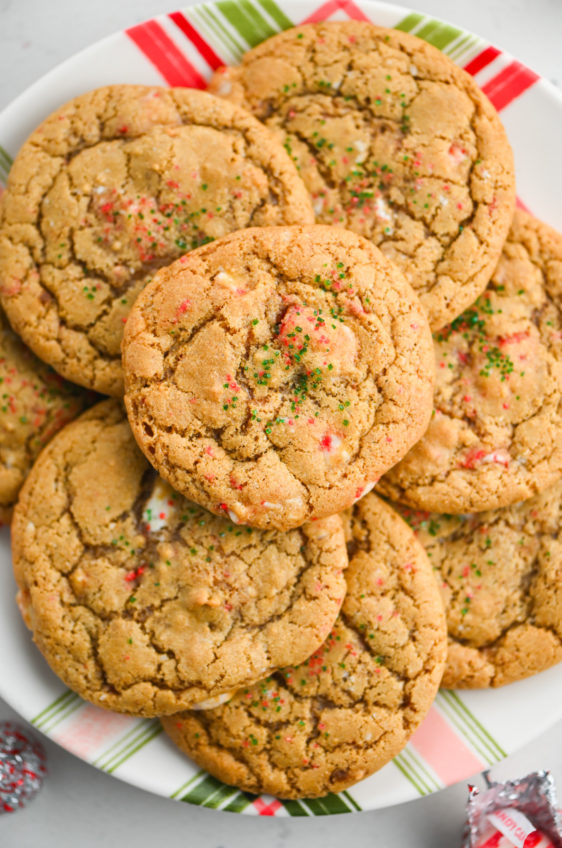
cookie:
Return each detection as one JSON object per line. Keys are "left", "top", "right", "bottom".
{"left": 0, "top": 85, "right": 314, "bottom": 396}
{"left": 12, "top": 400, "right": 348, "bottom": 717}
{"left": 162, "top": 493, "right": 447, "bottom": 799}
{"left": 208, "top": 20, "right": 515, "bottom": 329}
{"left": 378, "top": 211, "right": 562, "bottom": 514}
{"left": 398, "top": 479, "right": 562, "bottom": 688}
{"left": 122, "top": 225, "right": 434, "bottom": 531}
{"left": 0, "top": 309, "right": 92, "bottom": 522}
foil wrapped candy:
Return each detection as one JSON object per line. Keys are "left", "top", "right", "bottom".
{"left": 0, "top": 721, "right": 47, "bottom": 814}
{"left": 464, "top": 771, "right": 562, "bottom": 848}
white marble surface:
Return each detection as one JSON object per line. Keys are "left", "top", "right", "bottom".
{"left": 2, "top": 1, "right": 562, "bottom": 845}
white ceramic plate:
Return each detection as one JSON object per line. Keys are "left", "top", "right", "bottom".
{"left": 1, "top": 0, "right": 561, "bottom": 817}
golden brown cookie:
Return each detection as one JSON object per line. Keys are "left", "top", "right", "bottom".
{"left": 0, "top": 309, "right": 92, "bottom": 522}
{"left": 0, "top": 85, "right": 314, "bottom": 396}
{"left": 122, "top": 225, "right": 434, "bottom": 531}
{"left": 379, "top": 211, "right": 562, "bottom": 514}
{"left": 208, "top": 21, "right": 515, "bottom": 329}
{"left": 12, "top": 400, "right": 348, "bottom": 717}
{"left": 162, "top": 493, "right": 447, "bottom": 799}
{"left": 397, "top": 479, "right": 562, "bottom": 688}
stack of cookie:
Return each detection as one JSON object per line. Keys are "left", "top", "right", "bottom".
{"left": 1, "top": 21, "right": 561, "bottom": 802}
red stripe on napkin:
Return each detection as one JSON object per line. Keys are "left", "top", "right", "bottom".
{"left": 482, "top": 61, "right": 539, "bottom": 111}
{"left": 302, "top": 0, "right": 369, "bottom": 23}
{"left": 515, "top": 196, "right": 533, "bottom": 214}
{"left": 169, "top": 11, "right": 224, "bottom": 70}
{"left": 126, "top": 20, "right": 207, "bottom": 88}
{"left": 409, "top": 707, "right": 484, "bottom": 784}
{"left": 463, "top": 45, "right": 501, "bottom": 76}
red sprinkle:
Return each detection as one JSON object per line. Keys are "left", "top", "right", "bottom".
{"left": 125, "top": 566, "right": 145, "bottom": 582}
{"left": 459, "top": 447, "right": 487, "bottom": 469}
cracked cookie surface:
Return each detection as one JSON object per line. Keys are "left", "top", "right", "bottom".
{"left": 12, "top": 400, "right": 348, "bottom": 717}
{"left": 396, "top": 479, "right": 562, "bottom": 687}
{"left": 208, "top": 21, "right": 515, "bottom": 329}
{"left": 0, "top": 85, "right": 314, "bottom": 396}
{"left": 162, "top": 493, "right": 447, "bottom": 799}
{"left": 0, "top": 309, "right": 92, "bottom": 522}
{"left": 122, "top": 225, "right": 434, "bottom": 531}
{"left": 378, "top": 211, "right": 562, "bottom": 514}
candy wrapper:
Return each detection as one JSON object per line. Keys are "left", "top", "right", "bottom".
{"left": 463, "top": 771, "right": 562, "bottom": 848}
{"left": 0, "top": 721, "right": 47, "bottom": 814}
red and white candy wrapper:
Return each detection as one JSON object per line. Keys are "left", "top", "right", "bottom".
{"left": 0, "top": 721, "right": 47, "bottom": 814}
{"left": 463, "top": 771, "right": 562, "bottom": 848}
